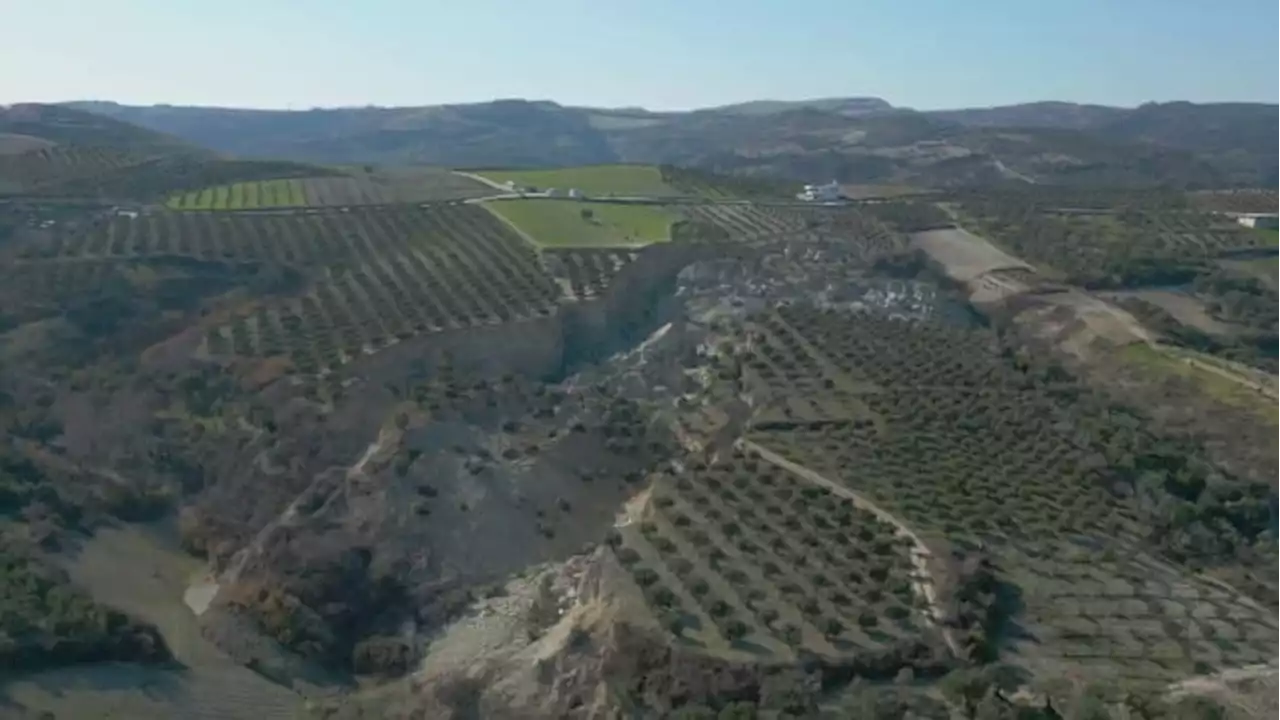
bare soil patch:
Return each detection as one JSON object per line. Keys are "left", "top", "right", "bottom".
{"left": 1101, "top": 289, "right": 1236, "bottom": 336}
{"left": 911, "top": 227, "right": 1033, "bottom": 283}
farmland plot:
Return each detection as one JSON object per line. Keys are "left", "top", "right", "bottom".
{"left": 957, "top": 199, "right": 1273, "bottom": 287}
{"left": 541, "top": 248, "right": 638, "bottom": 299}
{"left": 681, "top": 205, "right": 807, "bottom": 240}
{"left": 54, "top": 204, "right": 531, "bottom": 268}
{"left": 198, "top": 206, "right": 561, "bottom": 370}
{"left": 165, "top": 170, "right": 491, "bottom": 209}
{"left": 741, "top": 304, "right": 1277, "bottom": 686}
{"left": 614, "top": 444, "right": 947, "bottom": 666}
{"left": 485, "top": 200, "right": 674, "bottom": 248}
{"left": 0, "top": 145, "right": 149, "bottom": 193}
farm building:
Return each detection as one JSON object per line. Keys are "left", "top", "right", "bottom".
{"left": 1234, "top": 213, "right": 1279, "bottom": 230}
{"left": 568, "top": 188, "right": 583, "bottom": 199}
{"left": 798, "top": 181, "right": 841, "bottom": 202}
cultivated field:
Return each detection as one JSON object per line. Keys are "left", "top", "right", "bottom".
{"left": 484, "top": 199, "right": 674, "bottom": 247}
{"left": 1189, "top": 189, "right": 1278, "bottom": 214}
{"left": 616, "top": 443, "right": 944, "bottom": 663}
{"left": 956, "top": 199, "right": 1271, "bottom": 287}
{"left": 33, "top": 204, "right": 528, "bottom": 267}
{"left": 477, "top": 165, "right": 676, "bottom": 196}
{"left": 724, "top": 305, "right": 1277, "bottom": 686}
{"left": 542, "top": 248, "right": 639, "bottom": 299}
{"left": 659, "top": 165, "right": 799, "bottom": 200}
{"left": 195, "top": 206, "right": 561, "bottom": 370}
{"left": 0, "top": 145, "right": 150, "bottom": 192}
{"left": 165, "top": 170, "right": 491, "bottom": 209}
{"left": 681, "top": 205, "right": 807, "bottom": 240}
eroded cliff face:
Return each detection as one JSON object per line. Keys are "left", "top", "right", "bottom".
{"left": 300, "top": 548, "right": 831, "bottom": 720}
{"left": 186, "top": 241, "right": 715, "bottom": 678}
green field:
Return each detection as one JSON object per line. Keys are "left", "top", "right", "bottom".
{"left": 165, "top": 171, "right": 492, "bottom": 210}
{"left": 485, "top": 199, "right": 674, "bottom": 247}
{"left": 477, "top": 165, "right": 675, "bottom": 196}
{"left": 168, "top": 179, "right": 308, "bottom": 209}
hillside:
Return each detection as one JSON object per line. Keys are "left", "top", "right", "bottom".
{"left": 0, "top": 108, "right": 1275, "bottom": 719}
{"left": 0, "top": 104, "right": 352, "bottom": 202}
{"left": 933, "top": 101, "right": 1278, "bottom": 186}
{"left": 68, "top": 98, "right": 1280, "bottom": 188}
{"left": 0, "top": 103, "right": 197, "bottom": 155}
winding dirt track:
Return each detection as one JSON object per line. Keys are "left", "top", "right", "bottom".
{"left": 740, "top": 439, "right": 961, "bottom": 657}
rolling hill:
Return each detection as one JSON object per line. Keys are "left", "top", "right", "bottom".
{"left": 0, "top": 104, "right": 337, "bottom": 201}
{"left": 68, "top": 98, "right": 1280, "bottom": 188}
{"left": 0, "top": 97, "right": 1275, "bottom": 719}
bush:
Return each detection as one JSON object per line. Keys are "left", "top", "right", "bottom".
{"left": 0, "top": 547, "right": 172, "bottom": 671}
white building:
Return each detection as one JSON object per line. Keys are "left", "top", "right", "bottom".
{"left": 1234, "top": 213, "right": 1279, "bottom": 230}
{"left": 798, "top": 180, "right": 841, "bottom": 202}
{"left": 567, "top": 188, "right": 583, "bottom": 199}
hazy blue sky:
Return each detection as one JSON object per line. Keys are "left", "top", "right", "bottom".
{"left": 3, "top": 0, "right": 1276, "bottom": 110}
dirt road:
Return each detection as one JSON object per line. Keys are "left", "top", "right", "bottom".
{"left": 741, "top": 439, "right": 961, "bottom": 657}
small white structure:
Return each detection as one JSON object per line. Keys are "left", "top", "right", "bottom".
{"left": 545, "top": 187, "right": 562, "bottom": 198}
{"left": 798, "top": 180, "right": 841, "bottom": 202}
{"left": 1234, "top": 213, "right": 1279, "bottom": 230}
{"left": 567, "top": 188, "right": 583, "bottom": 199}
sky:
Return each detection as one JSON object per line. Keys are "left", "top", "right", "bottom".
{"left": 2, "top": 0, "right": 1276, "bottom": 111}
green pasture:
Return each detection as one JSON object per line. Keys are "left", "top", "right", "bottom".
{"left": 485, "top": 199, "right": 674, "bottom": 247}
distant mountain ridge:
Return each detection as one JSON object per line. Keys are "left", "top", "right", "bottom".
{"left": 62, "top": 98, "right": 1280, "bottom": 188}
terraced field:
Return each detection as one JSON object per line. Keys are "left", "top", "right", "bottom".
{"left": 165, "top": 171, "right": 490, "bottom": 209}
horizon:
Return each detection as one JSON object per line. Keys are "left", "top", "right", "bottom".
{"left": 48, "top": 95, "right": 1280, "bottom": 114}
{"left": 3, "top": 0, "right": 1277, "bottom": 111}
